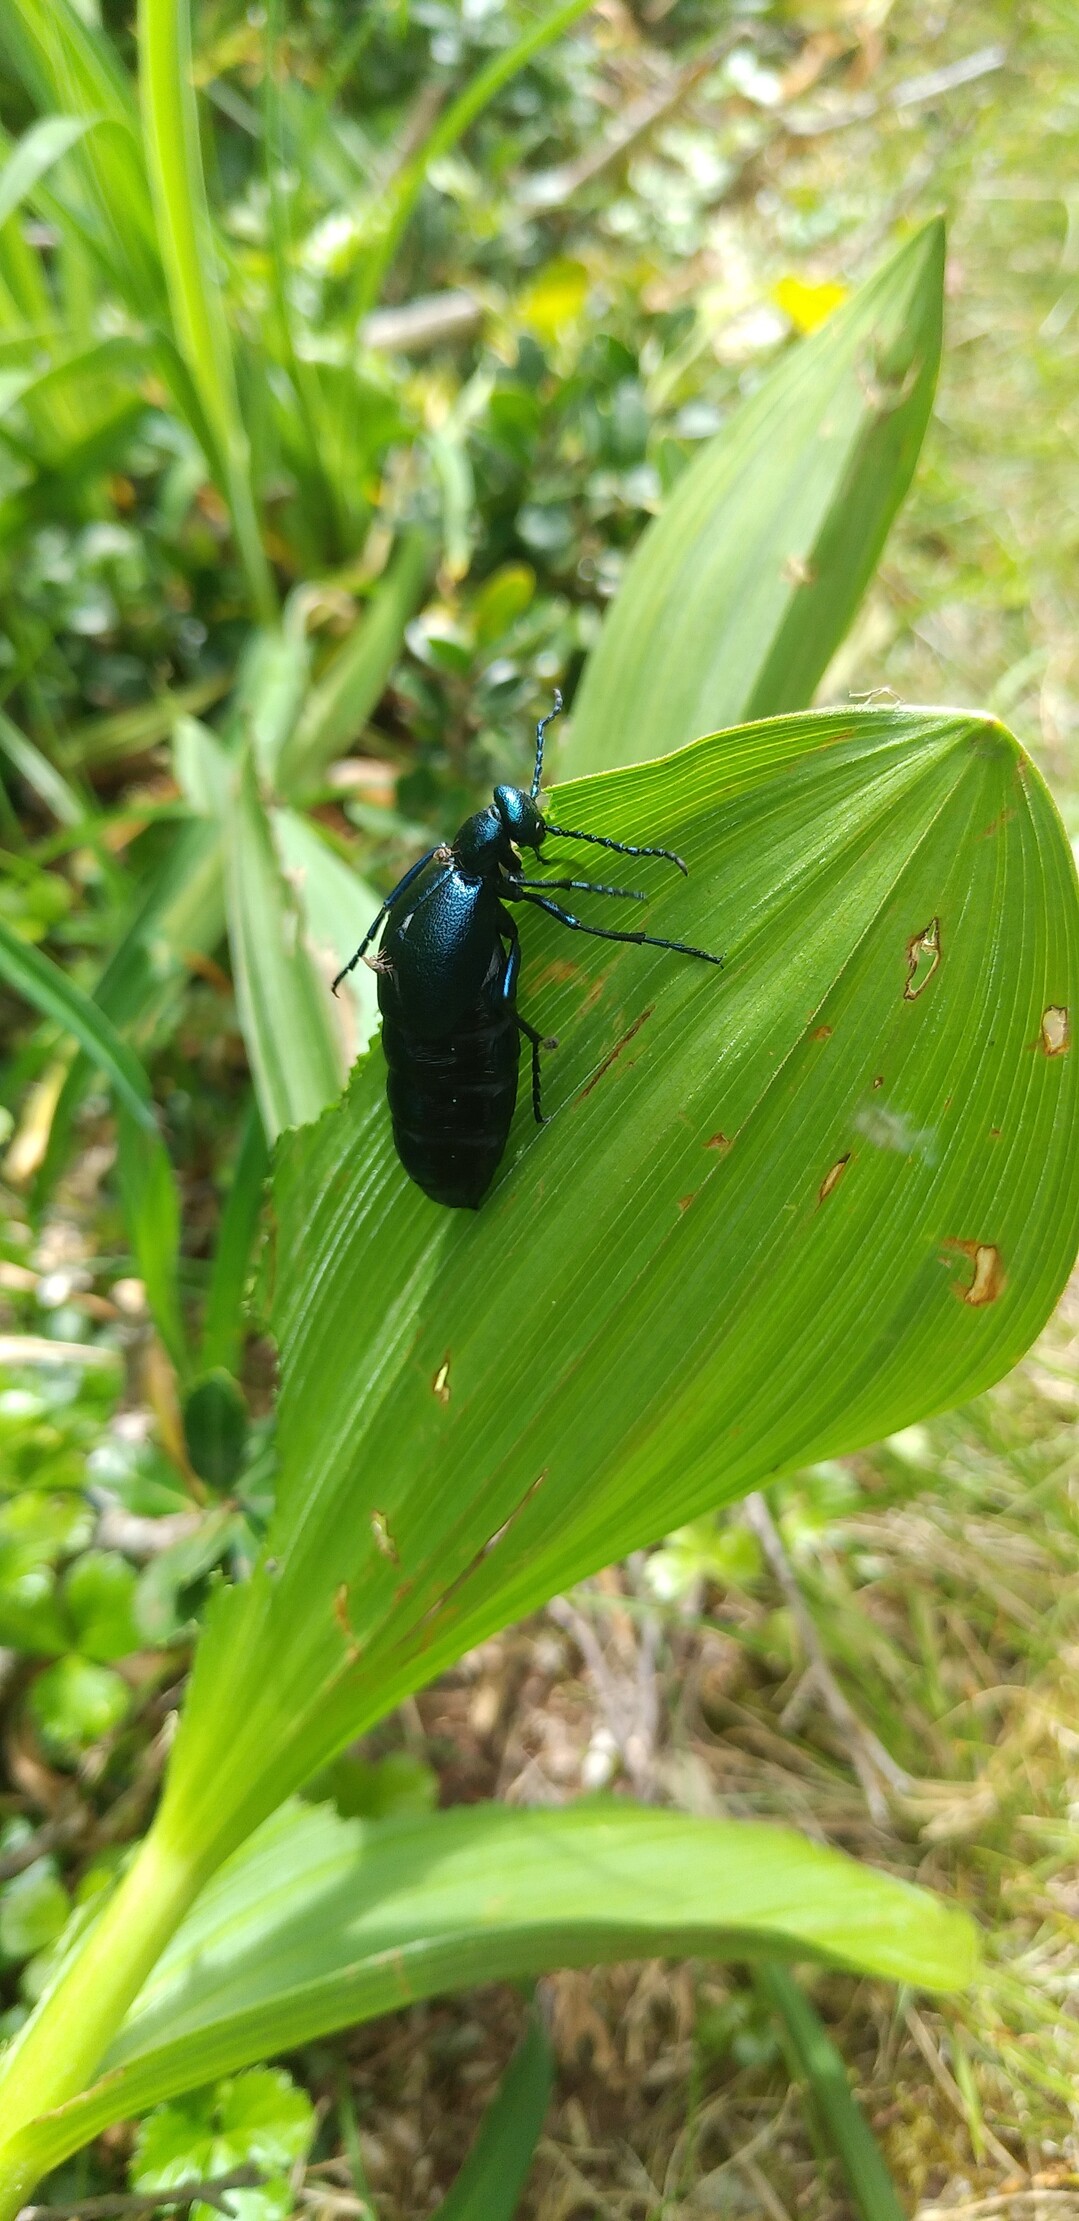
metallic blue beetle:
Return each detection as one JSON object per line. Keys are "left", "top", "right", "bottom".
{"left": 334, "top": 695, "right": 722, "bottom": 1208}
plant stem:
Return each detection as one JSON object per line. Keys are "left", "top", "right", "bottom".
{"left": 0, "top": 1826, "right": 204, "bottom": 2219}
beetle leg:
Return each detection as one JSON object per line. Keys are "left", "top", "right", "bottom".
{"left": 332, "top": 846, "right": 439, "bottom": 994}
{"left": 506, "top": 886, "right": 724, "bottom": 967}
{"left": 516, "top": 1014, "right": 553, "bottom": 1124}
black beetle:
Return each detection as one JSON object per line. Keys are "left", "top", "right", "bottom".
{"left": 333, "top": 693, "right": 722, "bottom": 1208}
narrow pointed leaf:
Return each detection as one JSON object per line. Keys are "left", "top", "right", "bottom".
{"left": 200, "top": 1095, "right": 269, "bottom": 1377}
{"left": 0, "top": 915, "right": 159, "bottom": 1134}
{"left": 277, "top": 531, "right": 431, "bottom": 795}
{"left": 138, "top": 0, "right": 275, "bottom": 618}
{"left": 0, "top": 115, "right": 95, "bottom": 234}
{"left": 224, "top": 754, "right": 345, "bottom": 1141}
{"left": 151, "top": 706, "right": 1079, "bottom": 1876}
{"left": 0, "top": 919, "right": 188, "bottom": 1372}
{"left": 6, "top": 1798, "right": 976, "bottom": 2169}
{"left": 432, "top": 2011, "right": 553, "bottom": 2221}
{"left": 756, "top": 1964, "right": 905, "bottom": 2221}
{"left": 565, "top": 224, "right": 944, "bottom": 776}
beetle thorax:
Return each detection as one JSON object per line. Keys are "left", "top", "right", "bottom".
{"left": 453, "top": 804, "right": 507, "bottom": 876}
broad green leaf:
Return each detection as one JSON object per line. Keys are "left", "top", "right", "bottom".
{"left": 433, "top": 2009, "right": 553, "bottom": 2221}
{"left": 9, "top": 1798, "right": 976, "bottom": 2165}
{"left": 756, "top": 1964, "right": 904, "bottom": 2221}
{"left": 271, "top": 808, "right": 380, "bottom": 1052}
{"left": 62, "top": 1552, "right": 142, "bottom": 1665}
{"left": 277, "top": 531, "right": 430, "bottom": 794}
{"left": 138, "top": 0, "right": 275, "bottom": 619}
{"left": 132, "top": 2066, "right": 314, "bottom": 2221}
{"left": 565, "top": 223, "right": 944, "bottom": 776}
{"left": 156, "top": 707, "right": 1079, "bottom": 1871}
{"left": 223, "top": 754, "right": 344, "bottom": 1141}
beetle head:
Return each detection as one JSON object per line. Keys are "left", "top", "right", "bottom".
{"left": 494, "top": 784, "right": 545, "bottom": 851}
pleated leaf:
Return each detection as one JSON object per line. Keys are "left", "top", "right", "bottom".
{"left": 565, "top": 223, "right": 944, "bottom": 777}
{"left": 151, "top": 705, "right": 1079, "bottom": 1877}
{"left": 224, "top": 755, "right": 345, "bottom": 1142}
{"left": 9, "top": 1797, "right": 977, "bottom": 2170}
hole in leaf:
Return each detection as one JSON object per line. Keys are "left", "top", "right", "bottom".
{"left": 904, "top": 916, "right": 941, "bottom": 1001}
{"left": 1041, "top": 1005, "right": 1069, "bottom": 1057}
{"left": 370, "top": 1510, "right": 399, "bottom": 1563}
{"left": 944, "top": 1240, "right": 1005, "bottom": 1307}
{"left": 817, "top": 1155, "right": 851, "bottom": 1204}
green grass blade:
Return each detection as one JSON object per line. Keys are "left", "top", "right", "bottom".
{"left": 3, "top": 1798, "right": 975, "bottom": 2169}
{"left": 224, "top": 753, "right": 345, "bottom": 1141}
{"left": 115, "top": 1104, "right": 190, "bottom": 1382}
{"left": 565, "top": 222, "right": 944, "bottom": 775}
{"left": 0, "top": 0, "right": 161, "bottom": 310}
{"left": 0, "top": 912, "right": 158, "bottom": 1133}
{"left": 0, "top": 707, "right": 84, "bottom": 826}
{"left": 36, "top": 817, "right": 225, "bottom": 1201}
{"left": 0, "top": 916, "right": 189, "bottom": 1373}
{"left": 155, "top": 706, "right": 1079, "bottom": 1873}
{"left": 277, "top": 531, "right": 431, "bottom": 794}
{"left": 432, "top": 2008, "right": 552, "bottom": 2221}
{"left": 138, "top": 0, "right": 276, "bottom": 621}
{"left": 200, "top": 1095, "right": 269, "bottom": 1377}
{"left": 0, "top": 115, "right": 93, "bottom": 233}
{"left": 355, "top": 0, "right": 594, "bottom": 320}
{"left": 755, "top": 1964, "right": 906, "bottom": 2221}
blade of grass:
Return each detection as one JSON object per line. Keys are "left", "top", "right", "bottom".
{"left": 0, "top": 913, "right": 159, "bottom": 1133}
{"left": 0, "top": 115, "right": 94, "bottom": 233}
{"left": 138, "top": 0, "right": 276, "bottom": 622}
{"left": 754, "top": 1964, "right": 905, "bottom": 2221}
{"left": 433, "top": 2007, "right": 553, "bottom": 2221}
{"left": 115, "top": 1104, "right": 190, "bottom": 1382}
{"left": 354, "top": 0, "right": 595, "bottom": 320}
{"left": 200, "top": 1094, "right": 269, "bottom": 1377}
{"left": 0, "top": 708, "right": 84, "bottom": 826}
{"left": 277, "top": 531, "right": 431, "bottom": 793}
{"left": 0, "top": 917, "right": 189, "bottom": 1374}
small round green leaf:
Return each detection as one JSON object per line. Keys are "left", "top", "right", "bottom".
{"left": 183, "top": 1373, "right": 249, "bottom": 1490}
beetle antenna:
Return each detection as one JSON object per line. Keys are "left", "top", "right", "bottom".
{"left": 541, "top": 823, "right": 689, "bottom": 876}
{"left": 530, "top": 688, "right": 563, "bottom": 798}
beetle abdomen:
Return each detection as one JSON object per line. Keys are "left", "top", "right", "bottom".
{"left": 381, "top": 995, "right": 519, "bottom": 1209}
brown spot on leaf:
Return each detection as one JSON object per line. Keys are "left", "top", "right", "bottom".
{"left": 333, "top": 1582, "right": 362, "bottom": 1665}
{"left": 433, "top": 1356, "right": 451, "bottom": 1404}
{"left": 817, "top": 1154, "right": 851, "bottom": 1204}
{"left": 579, "top": 1007, "right": 654, "bottom": 1098}
{"left": 812, "top": 1024, "right": 833, "bottom": 1041}
{"left": 989, "top": 1126, "right": 1002, "bottom": 1140}
{"left": 371, "top": 1509, "right": 399, "bottom": 1564}
{"left": 871, "top": 1074, "right": 884, "bottom": 1090}
{"left": 980, "top": 806, "right": 1015, "bottom": 839}
{"left": 904, "top": 916, "right": 941, "bottom": 1001}
{"left": 678, "top": 1193, "right": 696, "bottom": 1213}
{"left": 1041, "top": 1005, "right": 1070, "bottom": 1057}
{"left": 944, "top": 1239, "right": 1006, "bottom": 1308}
{"left": 783, "top": 553, "right": 817, "bottom": 586}
{"left": 705, "top": 1132, "right": 732, "bottom": 1152}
